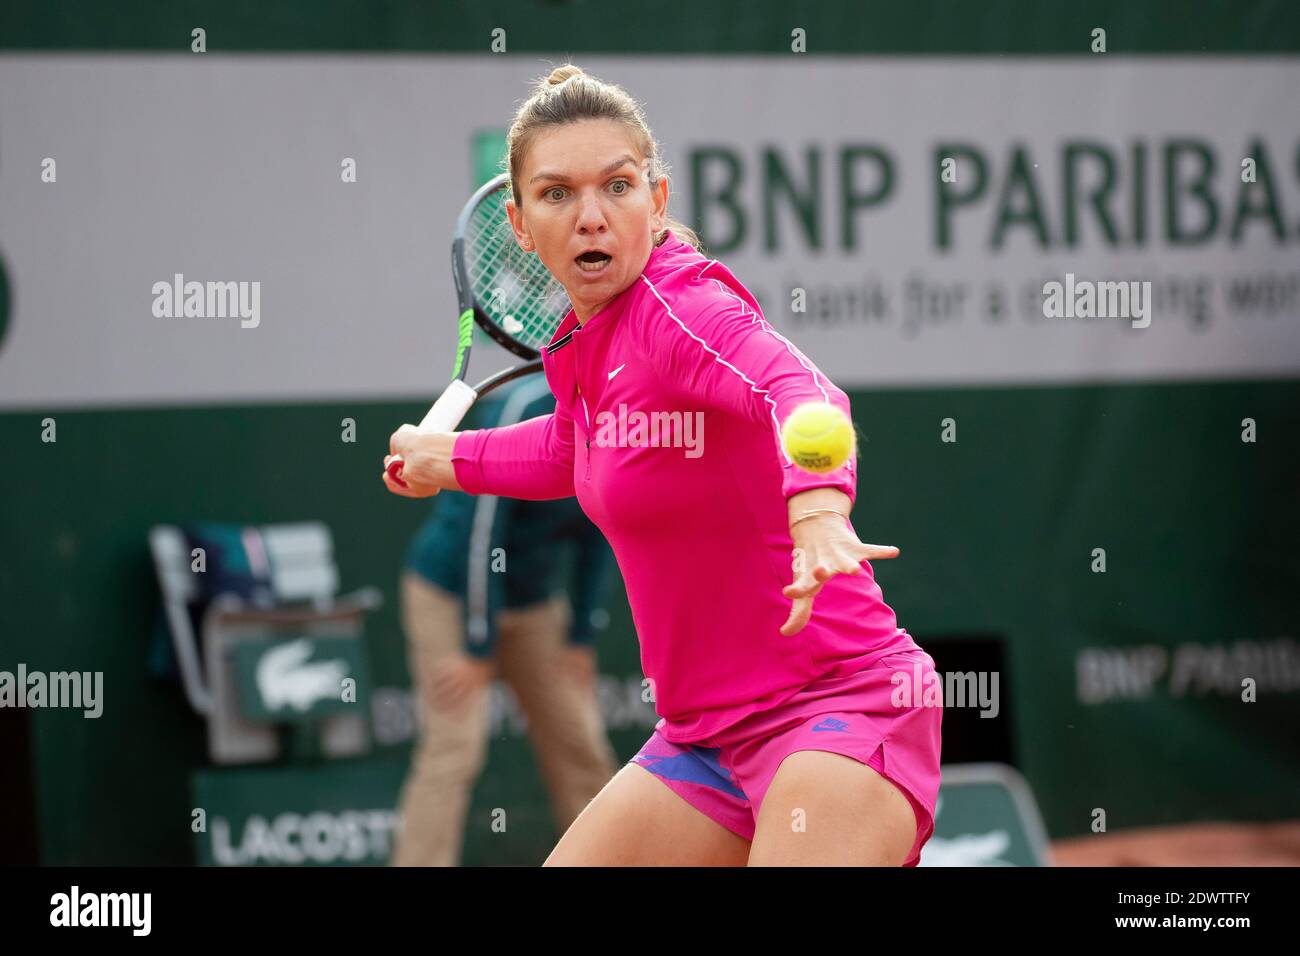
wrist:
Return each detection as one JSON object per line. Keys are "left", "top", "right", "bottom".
{"left": 788, "top": 488, "right": 851, "bottom": 524}
{"left": 789, "top": 508, "right": 848, "bottom": 531}
{"left": 427, "top": 431, "right": 462, "bottom": 491}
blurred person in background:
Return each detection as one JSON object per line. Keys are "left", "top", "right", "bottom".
{"left": 391, "top": 374, "right": 619, "bottom": 866}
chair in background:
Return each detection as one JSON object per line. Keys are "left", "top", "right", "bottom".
{"left": 149, "top": 521, "right": 382, "bottom": 764}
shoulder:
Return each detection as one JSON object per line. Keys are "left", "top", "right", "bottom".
{"left": 632, "top": 255, "right": 758, "bottom": 344}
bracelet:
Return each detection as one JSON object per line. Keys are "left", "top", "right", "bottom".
{"left": 789, "top": 508, "right": 847, "bottom": 530}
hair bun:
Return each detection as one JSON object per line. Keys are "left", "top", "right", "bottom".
{"left": 544, "top": 64, "right": 585, "bottom": 89}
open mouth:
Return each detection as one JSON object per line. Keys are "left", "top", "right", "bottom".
{"left": 575, "top": 250, "right": 613, "bottom": 273}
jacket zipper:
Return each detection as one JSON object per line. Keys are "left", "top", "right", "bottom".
{"left": 573, "top": 323, "right": 592, "bottom": 481}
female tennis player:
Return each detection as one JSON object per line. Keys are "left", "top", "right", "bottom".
{"left": 384, "top": 64, "right": 942, "bottom": 866}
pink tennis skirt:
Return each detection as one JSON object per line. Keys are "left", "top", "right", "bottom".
{"left": 631, "top": 644, "right": 943, "bottom": 866}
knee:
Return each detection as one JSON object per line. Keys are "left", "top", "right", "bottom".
{"left": 411, "top": 718, "right": 489, "bottom": 782}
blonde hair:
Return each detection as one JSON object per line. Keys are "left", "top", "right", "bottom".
{"left": 505, "top": 63, "right": 703, "bottom": 251}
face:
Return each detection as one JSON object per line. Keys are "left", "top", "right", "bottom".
{"left": 506, "top": 119, "right": 669, "bottom": 322}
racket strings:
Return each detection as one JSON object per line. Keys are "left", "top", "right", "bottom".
{"left": 464, "top": 194, "right": 570, "bottom": 351}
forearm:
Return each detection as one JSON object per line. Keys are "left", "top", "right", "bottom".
{"left": 453, "top": 413, "right": 576, "bottom": 500}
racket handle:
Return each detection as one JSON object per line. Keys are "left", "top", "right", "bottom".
{"left": 416, "top": 379, "right": 478, "bottom": 432}
{"left": 386, "top": 379, "right": 479, "bottom": 486}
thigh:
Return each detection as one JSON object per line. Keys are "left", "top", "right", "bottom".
{"left": 400, "top": 573, "right": 490, "bottom": 748}
{"left": 497, "top": 597, "right": 604, "bottom": 734}
{"left": 748, "top": 750, "right": 916, "bottom": 866}
{"left": 401, "top": 572, "right": 468, "bottom": 680}
{"left": 495, "top": 595, "right": 569, "bottom": 695}
{"left": 544, "top": 763, "right": 751, "bottom": 867}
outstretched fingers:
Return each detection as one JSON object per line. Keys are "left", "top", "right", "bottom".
{"left": 859, "top": 543, "right": 900, "bottom": 561}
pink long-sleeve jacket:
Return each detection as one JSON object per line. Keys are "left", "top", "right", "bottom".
{"left": 452, "top": 233, "right": 915, "bottom": 742}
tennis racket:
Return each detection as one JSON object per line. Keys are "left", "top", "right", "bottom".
{"left": 386, "top": 173, "right": 572, "bottom": 487}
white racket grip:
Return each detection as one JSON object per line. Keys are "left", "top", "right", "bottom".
{"left": 417, "top": 379, "right": 478, "bottom": 433}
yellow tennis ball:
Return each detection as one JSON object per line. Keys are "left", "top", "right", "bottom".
{"left": 781, "top": 402, "right": 856, "bottom": 473}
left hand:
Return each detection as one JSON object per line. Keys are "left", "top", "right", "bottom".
{"left": 781, "top": 498, "right": 899, "bottom": 636}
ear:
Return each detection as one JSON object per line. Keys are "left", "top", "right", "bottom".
{"left": 504, "top": 195, "right": 534, "bottom": 251}
{"left": 650, "top": 175, "right": 669, "bottom": 232}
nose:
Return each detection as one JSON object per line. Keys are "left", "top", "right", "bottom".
{"left": 575, "top": 190, "right": 608, "bottom": 235}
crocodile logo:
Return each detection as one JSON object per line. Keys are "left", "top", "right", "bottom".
{"left": 256, "top": 639, "right": 350, "bottom": 713}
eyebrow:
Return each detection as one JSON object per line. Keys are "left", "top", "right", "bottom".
{"left": 529, "top": 154, "right": 639, "bottom": 186}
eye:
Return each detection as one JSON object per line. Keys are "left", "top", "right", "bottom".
{"left": 544, "top": 186, "right": 566, "bottom": 202}
{"left": 609, "top": 179, "right": 630, "bottom": 195}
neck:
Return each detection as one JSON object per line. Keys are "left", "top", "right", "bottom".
{"left": 573, "top": 300, "right": 606, "bottom": 324}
